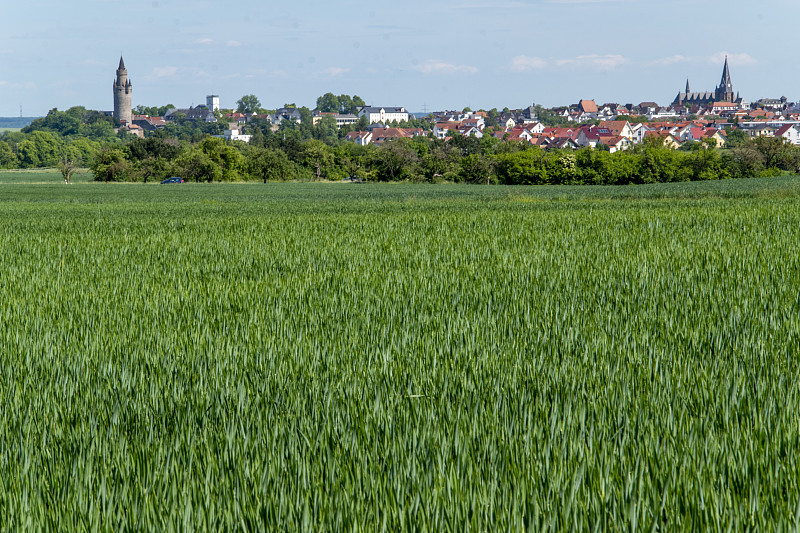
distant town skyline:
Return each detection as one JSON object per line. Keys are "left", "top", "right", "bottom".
{"left": 1, "top": 0, "right": 796, "bottom": 116}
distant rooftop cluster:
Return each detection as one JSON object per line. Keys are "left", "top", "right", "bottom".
{"left": 110, "top": 56, "right": 800, "bottom": 151}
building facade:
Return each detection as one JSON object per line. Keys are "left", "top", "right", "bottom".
{"left": 113, "top": 57, "right": 133, "bottom": 124}
{"left": 207, "top": 95, "right": 220, "bottom": 112}
{"left": 357, "top": 106, "right": 409, "bottom": 124}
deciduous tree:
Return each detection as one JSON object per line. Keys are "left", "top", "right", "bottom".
{"left": 236, "top": 94, "right": 262, "bottom": 114}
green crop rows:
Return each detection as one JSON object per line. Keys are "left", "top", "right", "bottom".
{"left": 1, "top": 179, "right": 799, "bottom": 530}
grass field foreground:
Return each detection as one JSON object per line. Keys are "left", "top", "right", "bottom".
{"left": 0, "top": 179, "right": 799, "bottom": 529}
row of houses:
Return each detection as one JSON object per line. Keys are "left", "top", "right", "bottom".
{"left": 344, "top": 127, "right": 424, "bottom": 145}
{"left": 343, "top": 113, "right": 800, "bottom": 151}
{"left": 221, "top": 106, "right": 410, "bottom": 128}
{"left": 549, "top": 98, "right": 800, "bottom": 123}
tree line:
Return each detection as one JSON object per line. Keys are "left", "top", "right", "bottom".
{"left": 3, "top": 105, "right": 800, "bottom": 185}
{"left": 87, "top": 132, "right": 800, "bottom": 185}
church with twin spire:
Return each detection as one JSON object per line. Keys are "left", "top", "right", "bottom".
{"left": 673, "top": 56, "right": 741, "bottom": 107}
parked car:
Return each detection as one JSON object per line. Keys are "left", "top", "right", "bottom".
{"left": 160, "top": 177, "right": 184, "bottom": 184}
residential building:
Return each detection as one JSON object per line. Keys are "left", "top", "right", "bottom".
{"left": 434, "top": 122, "right": 461, "bottom": 139}
{"left": 357, "top": 106, "right": 409, "bottom": 124}
{"left": 370, "top": 127, "right": 423, "bottom": 143}
{"left": 312, "top": 111, "right": 359, "bottom": 128}
{"left": 206, "top": 95, "right": 220, "bottom": 112}
{"left": 223, "top": 128, "right": 252, "bottom": 143}
{"left": 268, "top": 108, "right": 303, "bottom": 125}
{"left": 165, "top": 105, "right": 217, "bottom": 122}
{"left": 132, "top": 115, "right": 167, "bottom": 132}
{"left": 775, "top": 124, "right": 800, "bottom": 145}
{"left": 344, "top": 131, "right": 373, "bottom": 145}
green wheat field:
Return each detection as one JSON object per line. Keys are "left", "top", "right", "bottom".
{"left": 1, "top": 175, "right": 799, "bottom": 530}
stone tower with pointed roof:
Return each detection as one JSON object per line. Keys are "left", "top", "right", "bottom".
{"left": 113, "top": 56, "right": 133, "bottom": 124}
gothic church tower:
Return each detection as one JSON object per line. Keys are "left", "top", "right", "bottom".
{"left": 715, "top": 56, "right": 734, "bottom": 103}
{"left": 113, "top": 57, "right": 133, "bottom": 124}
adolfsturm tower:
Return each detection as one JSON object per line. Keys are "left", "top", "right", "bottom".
{"left": 113, "top": 56, "right": 132, "bottom": 124}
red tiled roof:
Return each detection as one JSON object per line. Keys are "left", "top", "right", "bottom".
{"left": 579, "top": 99, "right": 598, "bottom": 113}
{"left": 601, "top": 121, "right": 630, "bottom": 135}
{"left": 604, "top": 135, "right": 626, "bottom": 146}
{"left": 371, "top": 128, "right": 423, "bottom": 142}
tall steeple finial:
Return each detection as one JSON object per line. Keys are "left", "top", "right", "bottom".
{"left": 685, "top": 78, "right": 691, "bottom": 94}
{"left": 118, "top": 56, "right": 126, "bottom": 71}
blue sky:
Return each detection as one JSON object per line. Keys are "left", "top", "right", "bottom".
{"left": 1, "top": 0, "right": 795, "bottom": 116}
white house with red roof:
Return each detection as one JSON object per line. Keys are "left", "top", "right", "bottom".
{"left": 576, "top": 126, "right": 601, "bottom": 148}
{"left": 458, "top": 125, "right": 483, "bottom": 138}
{"left": 344, "top": 131, "right": 373, "bottom": 145}
{"left": 603, "top": 135, "right": 632, "bottom": 153}
{"left": 775, "top": 124, "right": 800, "bottom": 145}
{"left": 707, "top": 101, "right": 740, "bottom": 117}
{"left": 433, "top": 121, "right": 461, "bottom": 139}
{"left": 371, "top": 127, "right": 423, "bottom": 143}
{"left": 630, "top": 123, "right": 650, "bottom": 144}
{"left": 526, "top": 122, "right": 545, "bottom": 135}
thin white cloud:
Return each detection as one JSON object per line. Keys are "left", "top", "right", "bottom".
{"left": 412, "top": 60, "right": 478, "bottom": 75}
{"left": 547, "top": 0, "right": 634, "bottom": 3}
{"left": 226, "top": 40, "right": 242, "bottom": 47}
{"left": 151, "top": 66, "right": 178, "bottom": 78}
{"left": 556, "top": 54, "right": 627, "bottom": 70}
{"left": 147, "top": 66, "right": 209, "bottom": 80}
{"left": 650, "top": 52, "right": 756, "bottom": 67}
{"left": 319, "top": 67, "right": 351, "bottom": 78}
{"left": 509, "top": 55, "right": 548, "bottom": 71}
{"left": 708, "top": 51, "right": 756, "bottom": 66}
{"left": 650, "top": 54, "right": 691, "bottom": 66}
{"left": 195, "top": 38, "right": 214, "bottom": 45}
{"left": 509, "top": 54, "right": 627, "bottom": 72}
{"left": 0, "top": 80, "right": 35, "bottom": 89}
{"left": 448, "top": 1, "right": 527, "bottom": 7}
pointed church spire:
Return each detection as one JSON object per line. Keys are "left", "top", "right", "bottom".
{"left": 720, "top": 56, "right": 732, "bottom": 89}
{"left": 685, "top": 79, "right": 691, "bottom": 94}
{"left": 118, "top": 56, "right": 126, "bottom": 71}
